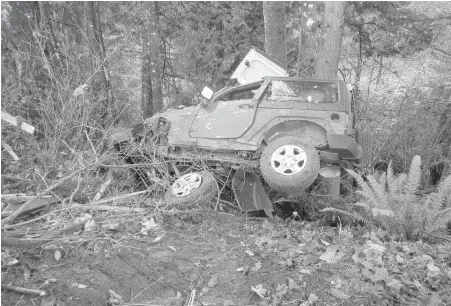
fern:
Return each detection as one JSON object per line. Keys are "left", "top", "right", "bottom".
{"left": 403, "top": 155, "right": 422, "bottom": 196}
{"left": 346, "top": 169, "right": 378, "bottom": 207}
{"left": 427, "top": 208, "right": 451, "bottom": 232}
{"left": 339, "top": 156, "right": 451, "bottom": 241}
{"left": 366, "top": 175, "right": 387, "bottom": 207}
{"left": 387, "top": 161, "right": 397, "bottom": 194}
{"left": 395, "top": 173, "right": 407, "bottom": 195}
{"left": 435, "top": 175, "right": 451, "bottom": 208}
{"left": 423, "top": 175, "right": 451, "bottom": 232}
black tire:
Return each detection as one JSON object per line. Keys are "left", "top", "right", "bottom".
{"left": 164, "top": 171, "right": 218, "bottom": 208}
{"left": 357, "top": 130, "right": 373, "bottom": 169}
{"left": 260, "top": 136, "right": 320, "bottom": 194}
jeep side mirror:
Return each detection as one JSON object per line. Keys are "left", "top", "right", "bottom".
{"left": 201, "top": 86, "right": 214, "bottom": 100}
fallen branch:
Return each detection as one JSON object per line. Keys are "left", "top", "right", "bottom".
{"left": 216, "top": 198, "right": 240, "bottom": 211}
{"left": 89, "top": 190, "right": 148, "bottom": 205}
{"left": 1, "top": 284, "right": 46, "bottom": 296}
{"left": 1, "top": 190, "right": 149, "bottom": 230}
{"left": 1, "top": 195, "right": 61, "bottom": 219}
{"left": 1, "top": 194, "right": 55, "bottom": 204}
{"left": 71, "top": 204, "right": 146, "bottom": 212}
{"left": 0, "top": 176, "right": 32, "bottom": 182}
{"left": 61, "top": 172, "right": 82, "bottom": 208}
{"left": 2, "top": 168, "right": 86, "bottom": 226}
{"left": 1, "top": 111, "right": 35, "bottom": 134}
{"left": 93, "top": 170, "right": 114, "bottom": 201}
{"left": 1, "top": 216, "right": 104, "bottom": 249}
{"left": 1, "top": 140, "right": 19, "bottom": 161}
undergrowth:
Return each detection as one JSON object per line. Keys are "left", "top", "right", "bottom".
{"left": 322, "top": 155, "right": 451, "bottom": 241}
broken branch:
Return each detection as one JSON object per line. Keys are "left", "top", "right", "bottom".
{"left": 2, "top": 168, "right": 85, "bottom": 226}
{"left": 1, "top": 111, "right": 35, "bottom": 134}
{"left": 1, "top": 284, "right": 46, "bottom": 296}
{"left": 1, "top": 140, "right": 19, "bottom": 161}
{"left": 93, "top": 169, "right": 113, "bottom": 201}
{"left": 1, "top": 190, "right": 148, "bottom": 230}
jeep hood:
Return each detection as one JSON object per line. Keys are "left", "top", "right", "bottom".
{"left": 231, "top": 47, "right": 289, "bottom": 85}
{"left": 147, "top": 106, "right": 199, "bottom": 146}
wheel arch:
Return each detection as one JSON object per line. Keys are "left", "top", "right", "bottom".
{"left": 259, "top": 120, "right": 328, "bottom": 148}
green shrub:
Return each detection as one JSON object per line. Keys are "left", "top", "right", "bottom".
{"left": 322, "top": 155, "right": 451, "bottom": 241}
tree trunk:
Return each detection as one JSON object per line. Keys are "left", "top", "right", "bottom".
{"left": 263, "top": 1, "right": 287, "bottom": 67}
{"left": 297, "top": 2, "right": 321, "bottom": 77}
{"left": 73, "top": 3, "right": 83, "bottom": 44}
{"left": 142, "top": 1, "right": 163, "bottom": 117}
{"left": 86, "top": 1, "right": 113, "bottom": 128}
{"left": 315, "top": 1, "right": 346, "bottom": 79}
{"left": 141, "top": 2, "right": 153, "bottom": 118}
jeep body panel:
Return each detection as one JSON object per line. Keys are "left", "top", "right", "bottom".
{"left": 144, "top": 76, "right": 358, "bottom": 160}
{"left": 183, "top": 77, "right": 352, "bottom": 149}
{"left": 188, "top": 99, "right": 255, "bottom": 138}
{"left": 158, "top": 107, "right": 198, "bottom": 147}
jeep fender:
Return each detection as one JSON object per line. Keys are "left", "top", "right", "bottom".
{"left": 260, "top": 120, "right": 328, "bottom": 147}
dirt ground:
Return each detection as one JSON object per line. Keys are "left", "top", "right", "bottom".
{"left": 2, "top": 206, "right": 450, "bottom": 306}
{"left": 0, "top": 208, "right": 371, "bottom": 306}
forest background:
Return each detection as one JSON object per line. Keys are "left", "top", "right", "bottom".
{"left": 1, "top": 1, "right": 451, "bottom": 185}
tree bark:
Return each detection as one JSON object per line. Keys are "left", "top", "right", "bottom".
{"left": 86, "top": 1, "right": 113, "bottom": 127}
{"left": 142, "top": 2, "right": 163, "bottom": 117}
{"left": 263, "top": 2, "right": 287, "bottom": 67}
{"left": 297, "top": 2, "right": 321, "bottom": 77}
{"left": 141, "top": 13, "right": 153, "bottom": 118}
{"left": 73, "top": 2, "right": 83, "bottom": 44}
{"left": 315, "top": 1, "right": 346, "bottom": 79}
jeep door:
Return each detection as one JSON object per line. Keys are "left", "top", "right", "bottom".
{"left": 189, "top": 81, "right": 264, "bottom": 139}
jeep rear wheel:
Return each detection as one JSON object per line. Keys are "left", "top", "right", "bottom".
{"left": 260, "top": 137, "right": 320, "bottom": 194}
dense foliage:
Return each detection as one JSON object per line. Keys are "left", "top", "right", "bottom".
{"left": 1, "top": 1, "right": 450, "bottom": 182}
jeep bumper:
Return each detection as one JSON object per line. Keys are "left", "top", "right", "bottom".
{"left": 327, "top": 133, "right": 360, "bottom": 160}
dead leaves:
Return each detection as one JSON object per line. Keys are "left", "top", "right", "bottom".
{"left": 319, "top": 245, "right": 345, "bottom": 264}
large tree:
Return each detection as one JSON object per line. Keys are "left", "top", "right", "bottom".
{"left": 142, "top": 1, "right": 163, "bottom": 118}
{"left": 315, "top": 1, "right": 346, "bottom": 79}
{"left": 263, "top": 1, "right": 287, "bottom": 67}
{"left": 86, "top": 1, "right": 113, "bottom": 127}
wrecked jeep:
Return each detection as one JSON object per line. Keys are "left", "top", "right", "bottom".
{"left": 110, "top": 48, "right": 362, "bottom": 214}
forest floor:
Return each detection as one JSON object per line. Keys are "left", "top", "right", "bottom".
{"left": 1, "top": 202, "right": 451, "bottom": 306}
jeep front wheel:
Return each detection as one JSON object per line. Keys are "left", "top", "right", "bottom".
{"left": 260, "top": 137, "right": 320, "bottom": 194}
{"left": 164, "top": 171, "right": 218, "bottom": 208}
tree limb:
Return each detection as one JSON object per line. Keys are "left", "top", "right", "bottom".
{"left": 2, "top": 168, "right": 85, "bottom": 226}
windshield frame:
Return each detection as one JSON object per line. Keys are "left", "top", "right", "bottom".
{"left": 210, "top": 80, "right": 265, "bottom": 103}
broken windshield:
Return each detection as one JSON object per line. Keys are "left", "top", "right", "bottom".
{"left": 268, "top": 80, "right": 339, "bottom": 103}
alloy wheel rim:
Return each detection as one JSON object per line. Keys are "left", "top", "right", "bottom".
{"left": 270, "top": 144, "right": 307, "bottom": 175}
{"left": 171, "top": 173, "right": 202, "bottom": 197}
